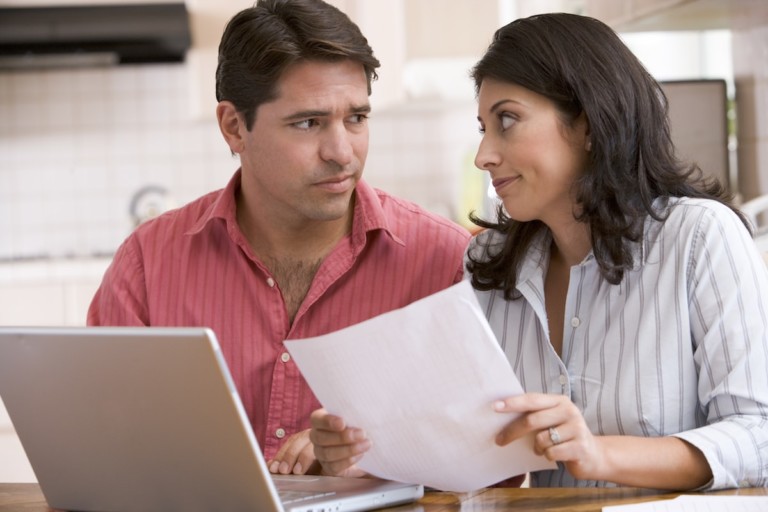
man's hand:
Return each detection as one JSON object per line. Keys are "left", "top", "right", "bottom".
{"left": 267, "top": 429, "right": 319, "bottom": 475}
{"left": 309, "top": 408, "right": 370, "bottom": 478}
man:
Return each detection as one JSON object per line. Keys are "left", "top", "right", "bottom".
{"left": 88, "top": 0, "right": 470, "bottom": 476}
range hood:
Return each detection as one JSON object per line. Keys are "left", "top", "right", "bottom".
{"left": 0, "top": 3, "right": 191, "bottom": 69}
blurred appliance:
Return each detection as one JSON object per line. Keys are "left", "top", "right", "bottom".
{"left": 0, "top": 3, "right": 191, "bottom": 69}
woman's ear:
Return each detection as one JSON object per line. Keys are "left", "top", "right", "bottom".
{"left": 216, "top": 101, "right": 245, "bottom": 154}
{"left": 580, "top": 112, "right": 592, "bottom": 152}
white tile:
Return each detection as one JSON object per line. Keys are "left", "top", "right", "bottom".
{"left": 9, "top": 71, "right": 46, "bottom": 101}
{"left": 0, "top": 73, "right": 12, "bottom": 100}
{"left": 74, "top": 97, "right": 110, "bottom": 129}
{"left": 72, "top": 68, "right": 108, "bottom": 96}
{"left": 107, "top": 66, "right": 140, "bottom": 94}
{"left": 0, "top": 110, "right": 11, "bottom": 136}
{"left": 0, "top": 283, "right": 65, "bottom": 325}
{"left": 10, "top": 100, "right": 45, "bottom": 131}
{"left": 44, "top": 100, "right": 77, "bottom": 130}
{"left": 44, "top": 69, "right": 77, "bottom": 99}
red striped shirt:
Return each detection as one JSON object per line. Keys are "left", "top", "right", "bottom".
{"left": 88, "top": 170, "right": 470, "bottom": 458}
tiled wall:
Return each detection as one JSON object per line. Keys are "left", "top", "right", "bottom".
{"left": 0, "top": 64, "right": 235, "bottom": 261}
{"left": 0, "top": 63, "right": 480, "bottom": 262}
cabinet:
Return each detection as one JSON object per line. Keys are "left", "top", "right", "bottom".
{"left": 585, "top": 0, "right": 768, "bottom": 31}
{"left": 0, "top": 257, "right": 110, "bottom": 482}
{"left": 0, "top": 399, "right": 35, "bottom": 482}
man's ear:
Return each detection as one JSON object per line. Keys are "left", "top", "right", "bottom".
{"left": 216, "top": 101, "right": 245, "bottom": 154}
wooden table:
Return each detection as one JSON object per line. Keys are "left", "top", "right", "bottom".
{"left": 1, "top": 483, "right": 765, "bottom": 511}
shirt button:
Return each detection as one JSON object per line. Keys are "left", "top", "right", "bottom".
{"left": 570, "top": 317, "right": 581, "bottom": 327}
{"left": 266, "top": 277, "right": 276, "bottom": 288}
{"left": 275, "top": 428, "right": 286, "bottom": 439}
{"left": 559, "top": 374, "right": 568, "bottom": 385}
{"left": 280, "top": 352, "right": 291, "bottom": 363}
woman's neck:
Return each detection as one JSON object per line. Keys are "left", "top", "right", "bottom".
{"left": 548, "top": 220, "right": 591, "bottom": 267}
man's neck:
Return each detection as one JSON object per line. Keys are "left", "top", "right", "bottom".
{"left": 245, "top": 213, "right": 350, "bottom": 262}
{"left": 236, "top": 193, "right": 355, "bottom": 323}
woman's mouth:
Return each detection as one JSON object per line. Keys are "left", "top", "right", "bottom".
{"left": 492, "top": 175, "right": 520, "bottom": 193}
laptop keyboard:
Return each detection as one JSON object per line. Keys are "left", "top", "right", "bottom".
{"left": 279, "top": 489, "right": 337, "bottom": 504}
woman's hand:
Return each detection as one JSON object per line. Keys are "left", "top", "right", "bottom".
{"left": 309, "top": 408, "right": 371, "bottom": 478}
{"left": 493, "top": 393, "right": 608, "bottom": 481}
{"left": 493, "top": 393, "right": 712, "bottom": 489}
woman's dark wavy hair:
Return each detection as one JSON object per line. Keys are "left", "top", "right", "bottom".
{"left": 216, "top": 0, "right": 380, "bottom": 130}
{"left": 467, "top": 13, "right": 748, "bottom": 300}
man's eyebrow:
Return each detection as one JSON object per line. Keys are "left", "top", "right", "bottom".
{"left": 350, "top": 104, "right": 372, "bottom": 114}
{"left": 282, "top": 110, "right": 328, "bottom": 122}
{"left": 282, "top": 104, "right": 371, "bottom": 122}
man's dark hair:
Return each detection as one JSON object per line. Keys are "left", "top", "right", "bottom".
{"left": 216, "top": 0, "right": 380, "bottom": 130}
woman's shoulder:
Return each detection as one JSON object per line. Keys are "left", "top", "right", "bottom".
{"left": 651, "top": 197, "right": 753, "bottom": 259}
{"left": 662, "top": 197, "right": 743, "bottom": 230}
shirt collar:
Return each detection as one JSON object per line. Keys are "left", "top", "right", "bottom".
{"left": 185, "top": 169, "right": 402, "bottom": 247}
{"left": 349, "top": 179, "right": 405, "bottom": 248}
{"left": 185, "top": 169, "right": 242, "bottom": 237}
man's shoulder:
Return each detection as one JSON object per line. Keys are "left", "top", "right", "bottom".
{"left": 370, "top": 187, "right": 470, "bottom": 240}
{"left": 134, "top": 188, "right": 224, "bottom": 237}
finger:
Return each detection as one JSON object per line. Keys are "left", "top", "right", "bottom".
{"left": 268, "top": 430, "right": 311, "bottom": 474}
{"left": 310, "top": 409, "right": 346, "bottom": 432}
{"left": 534, "top": 426, "right": 569, "bottom": 455}
{"left": 310, "top": 426, "right": 367, "bottom": 448}
{"left": 496, "top": 408, "right": 571, "bottom": 446}
{"left": 493, "top": 393, "right": 563, "bottom": 413}
{"left": 314, "top": 437, "right": 372, "bottom": 464}
{"left": 292, "top": 442, "right": 318, "bottom": 475}
{"left": 320, "top": 452, "right": 368, "bottom": 477}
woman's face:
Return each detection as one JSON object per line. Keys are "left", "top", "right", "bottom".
{"left": 475, "top": 78, "right": 590, "bottom": 228}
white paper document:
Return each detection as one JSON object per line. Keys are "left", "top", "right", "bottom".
{"left": 284, "top": 281, "right": 556, "bottom": 492}
{"left": 603, "top": 495, "right": 768, "bottom": 512}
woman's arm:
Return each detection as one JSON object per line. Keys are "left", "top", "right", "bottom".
{"left": 493, "top": 393, "right": 712, "bottom": 490}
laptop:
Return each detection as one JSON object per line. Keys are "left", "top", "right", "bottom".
{"left": 0, "top": 326, "right": 423, "bottom": 512}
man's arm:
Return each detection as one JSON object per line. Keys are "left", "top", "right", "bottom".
{"left": 87, "top": 236, "right": 149, "bottom": 326}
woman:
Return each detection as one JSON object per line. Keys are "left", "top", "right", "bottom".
{"left": 310, "top": 13, "right": 768, "bottom": 490}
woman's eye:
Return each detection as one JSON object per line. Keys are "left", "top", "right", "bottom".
{"left": 500, "top": 113, "right": 516, "bottom": 131}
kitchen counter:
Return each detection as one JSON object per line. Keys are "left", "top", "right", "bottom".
{"left": 0, "top": 256, "right": 112, "bottom": 326}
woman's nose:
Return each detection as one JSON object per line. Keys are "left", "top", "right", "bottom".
{"left": 474, "top": 136, "right": 499, "bottom": 171}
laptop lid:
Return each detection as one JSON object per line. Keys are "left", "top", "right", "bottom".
{"left": 0, "top": 327, "right": 423, "bottom": 512}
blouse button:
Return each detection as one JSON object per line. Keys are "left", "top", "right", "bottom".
{"left": 266, "top": 277, "right": 276, "bottom": 288}
{"left": 280, "top": 352, "right": 291, "bottom": 363}
{"left": 570, "top": 317, "right": 581, "bottom": 327}
{"left": 275, "top": 428, "right": 286, "bottom": 439}
{"left": 559, "top": 374, "right": 568, "bottom": 386}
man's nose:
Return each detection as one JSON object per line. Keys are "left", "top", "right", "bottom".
{"left": 320, "top": 124, "right": 354, "bottom": 167}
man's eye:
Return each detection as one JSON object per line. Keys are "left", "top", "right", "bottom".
{"left": 349, "top": 114, "right": 369, "bottom": 124}
{"left": 293, "top": 119, "right": 317, "bottom": 129}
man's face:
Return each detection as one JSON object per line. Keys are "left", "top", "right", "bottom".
{"left": 235, "top": 59, "right": 371, "bottom": 229}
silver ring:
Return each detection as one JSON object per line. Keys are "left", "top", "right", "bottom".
{"left": 548, "top": 427, "right": 561, "bottom": 445}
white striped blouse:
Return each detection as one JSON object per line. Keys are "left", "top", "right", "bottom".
{"left": 467, "top": 197, "right": 768, "bottom": 489}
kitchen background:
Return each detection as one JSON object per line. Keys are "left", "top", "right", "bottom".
{"left": 1, "top": 0, "right": 767, "bottom": 482}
